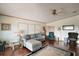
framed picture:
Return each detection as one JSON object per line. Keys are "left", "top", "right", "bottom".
{"left": 1, "top": 23, "right": 11, "bottom": 30}
{"left": 62, "top": 25, "right": 74, "bottom": 30}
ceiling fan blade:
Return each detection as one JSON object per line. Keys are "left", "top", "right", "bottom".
{"left": 56, "top": 8, "right": 63, "bottom": 13}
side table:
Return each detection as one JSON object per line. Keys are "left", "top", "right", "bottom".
{"left": 8, "top": 42, "right": 19, "bottom": 50}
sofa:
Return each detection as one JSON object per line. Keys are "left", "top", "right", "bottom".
{"left": 23, "top": 33, "right": 45, "bottom": 51}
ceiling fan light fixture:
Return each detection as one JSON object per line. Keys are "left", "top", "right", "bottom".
{"left": 52, "top": 8, "right": 63, "bottom": 15}
{"left": 73, "top": 10, "right": 77, "bottom": 13}
{"left": 52, "top": 9, "right": 57, "bottom": 15}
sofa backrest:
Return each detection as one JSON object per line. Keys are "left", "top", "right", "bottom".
{"left": 68, "top": 32, "right": 78, "bottom": 39}
{"left": 23, "top": 33, "right": 45, "bottom": 40}
{"left": 23, "top": 35, "right": 31, "bottom": 41}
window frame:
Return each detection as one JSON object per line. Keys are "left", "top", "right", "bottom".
{"left": 62, "top": 25, "right": 74, "bottom": 30}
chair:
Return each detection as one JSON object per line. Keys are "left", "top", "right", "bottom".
{"left": 47, "top": 32, "right": 55, "bottom": 40}
{"left": 0, "top": 41, "right": 6, "bottom": 55}
{"left": 68, "top": 32, "right": 78, "bottom": 45}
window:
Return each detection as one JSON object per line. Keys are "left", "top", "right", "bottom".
{"left": 62, "top": 25, "right": 74, "bottom": 30}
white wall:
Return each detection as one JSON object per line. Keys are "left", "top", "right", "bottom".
{"left": 0, "top": 15, "right": 45, "bottom": 42}
{"left": 46, "top": 26, "right": 55, "bottom": 35}
{"left": 47, "top": 15, "right": 79, "bottom": 41}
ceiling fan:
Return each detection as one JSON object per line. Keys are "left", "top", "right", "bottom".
{"left": 52, "top": 8, "right": 64, "bottom": 15}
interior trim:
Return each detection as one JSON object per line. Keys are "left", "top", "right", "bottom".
{"left": 47, "top": 14, "right": 79, "bottom": 24}
{"left": 0, "top": 13, "right": 45, "bottom": 24}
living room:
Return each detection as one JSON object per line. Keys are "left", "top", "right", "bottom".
{"left": 0, "top": 3, "right": 79, "bottom": 56}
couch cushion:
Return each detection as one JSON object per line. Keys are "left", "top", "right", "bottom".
{"left": 69, "top": 38, "right": 76, "bottom": 41}
{"left": 24, "top": 35, "right": 30, "bottom": 41}
{"left": 26, "top": 39, "right": 41, "bottom": 45}
{"left": 30, "top": 34, "right": 36, "bottom": 39}
{"left": 25, "top": 39, "right": 42, "bottom": 51}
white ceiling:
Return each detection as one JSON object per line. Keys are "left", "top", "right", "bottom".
{"left": 0, "top": 3, "right": 79, "bottom": 23}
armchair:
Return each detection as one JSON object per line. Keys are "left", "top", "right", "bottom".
{"left": 0, "top": 41, "right": 6, "bottom": 52}
{"left": 68, "top": 32, "right": 78, "bottom": 45}
{"left": 47, "top": 32, "right": 55, "bottom": 40}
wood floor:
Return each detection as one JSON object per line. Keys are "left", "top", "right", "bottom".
{"left": 0, "top": 40, "right": 79, "bottom": 56}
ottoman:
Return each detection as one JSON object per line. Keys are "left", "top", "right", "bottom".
{"left": 25, "top": 39, "right": 42, "bottom": 52}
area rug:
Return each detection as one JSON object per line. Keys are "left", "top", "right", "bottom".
{"left": 27, "top": 45, "right": 74, "bottom": 56}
